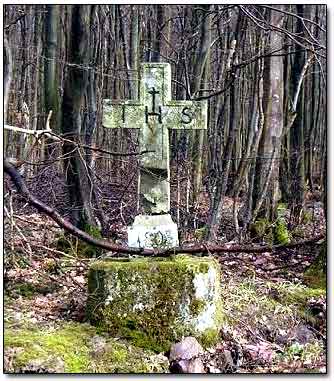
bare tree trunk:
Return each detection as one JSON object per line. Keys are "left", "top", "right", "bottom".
{"left": 32, "top": 8, "right": 42, "bottom": 132}
{"left": 250, "top": 9, "right": 284, "bottom": 222}
{"left": 129, "top": 5, "right": 140, "bottom": 100}
{"left": 4, "top": 33, "right": 12, "bottom": 124}
{"left": 61, "top": 5, "right": 97, "bottom": 230}
{"left": 206, "top": 11, "right": 243, "bottom": 240}
{"left": 290, "top": 5, "right": 306, "bottom": 224}
{"left": 151, "top": 5, "right": 164, "bottom": 62}
{"left": 44, "top": 5, "right": 60, "bottom": 133}
{"left": 190, "top": 5, "right": 212, "bottom": 207}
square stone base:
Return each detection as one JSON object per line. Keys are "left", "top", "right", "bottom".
{"left": 87, "top": 255, "right": 222, "bottom": 352}
{"left": 128, "top": 214, "right": 179, "bottom": 249}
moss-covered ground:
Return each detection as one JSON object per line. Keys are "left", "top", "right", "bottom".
{"left": 4, "top": 319, "right": 169, "bottom": 373}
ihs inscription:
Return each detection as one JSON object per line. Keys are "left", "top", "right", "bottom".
{"left": 102, "top": 62, "right": 207, "bottom": 214}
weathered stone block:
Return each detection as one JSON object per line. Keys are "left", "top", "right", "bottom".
{"left": 87, "top": 255, "right": 222, "bottom": 352}
{"left": 128, "top": 214, "right": 178, "bottom": 248}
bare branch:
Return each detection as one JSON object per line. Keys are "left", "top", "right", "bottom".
{"left": 4, "top": 124, "right": 153, "bottom": 157}
{"left": 4, "top": 159, "right": 325, "bottom": 257}
{"left": 238, "top": 5, "right": 325, "bottom": 57}
{"left": 258, "top": 5, "right": 326, "bottom": 33}
{"left": 192, "top": 76, "right": 236, "bottom": 101}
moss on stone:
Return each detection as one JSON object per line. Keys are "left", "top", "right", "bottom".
{"left": 274, "top": 218, "right": 290, "bottom": 245}
{"left": 190, "top": 299, "right": 207, "bottom": 315}
{"left": 251, "top": 217, "right": 290, "bottom": 245}
{"left": 120, "top": 327, "right": 169, "bottom": 354}
{"left": 194, "top": 227, "right": 208, "bottom": 241}
{"left": 199, "top": 328, "right": 221, "bottom": 349}
{"left": 251, "top": 218, "right": 269, "bottom": 237}
{"left": 4, "top": 321, "right": 169, "bottom": 373}
{"left": 87, "top": 255, "right": 222, "bottom": 352}
{"left": 4, "top": 322, "right": 93, "bottom": 372}
{"left": 77, "top": 223, "right": 103, "bottom": 258}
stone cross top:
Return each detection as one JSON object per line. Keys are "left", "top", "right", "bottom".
{"left": 103, "top": 63, "right": 208, "bottom": 215}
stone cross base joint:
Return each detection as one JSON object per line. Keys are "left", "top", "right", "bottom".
{"left": 128, "top": 214, "right": 178, "bottom": 249}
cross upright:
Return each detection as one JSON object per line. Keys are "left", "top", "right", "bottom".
{"left": 103, "top": 63, "right": 208, "bottom": 215}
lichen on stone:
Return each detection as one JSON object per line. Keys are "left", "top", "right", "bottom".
{"left": 87, "top": 254, "right": 222, "bottom": 352}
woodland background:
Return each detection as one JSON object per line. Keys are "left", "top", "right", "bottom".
{"left": 4, "top": 4, "right": 326, "bottom": 240}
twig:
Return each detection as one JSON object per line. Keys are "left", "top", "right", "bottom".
{"left": 31, "top": 243, "right": 89, "bottom": 262}
{"left": 4, "top": 205, "right": 33, "bottom": 257}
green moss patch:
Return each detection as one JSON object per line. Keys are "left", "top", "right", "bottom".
{"left": 304, "top": 242, "right": 326, "bottom": 289}
{"left": 4, "top": 321, "right": 169, "bottom": 373}
{"left": 251, "top": 218, "right": 274, "bottom": 245}
{"left": 274, "top": 218, "right": 290, "bottom": 245}
{"left": 251, "top": 217, "right": 290, "bottom": 245}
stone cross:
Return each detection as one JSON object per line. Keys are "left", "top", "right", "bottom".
{"left": 103, "top": 63, "right": 208, "bottom": 216}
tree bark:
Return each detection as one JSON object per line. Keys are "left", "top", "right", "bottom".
{"left": 129, "top": 5, "right": 140, "bottom": 99}
{"left": 250, "top": 8, "right": 284, "bottom": 222}
{"left": 61, "top": 5, "right": 97, "bottom": 230}
{"left": 44, "top": 5, "right": 60, "bottom": 133}
{"left": 289, "top": 5, "right": 306, "bottom": 224}
{"left": 4, "top": 33, "right": 12, "bottom": 124}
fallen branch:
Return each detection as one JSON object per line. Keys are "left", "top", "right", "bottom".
{"left": 4, "top": 159, "right": 325, "bottom": 257}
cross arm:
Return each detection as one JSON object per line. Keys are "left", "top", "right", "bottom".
{"left": 164, "top": 100, "right": 208, "bottom": 130}
{"left": 103, "top": 99, "right": 144, "bottom": 129}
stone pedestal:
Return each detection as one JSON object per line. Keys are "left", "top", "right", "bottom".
{"left": 87, "top": 255, "right": 222, "bottom": 352}
{"left": 128, "top": 214, "right": 179, "bottom": 249}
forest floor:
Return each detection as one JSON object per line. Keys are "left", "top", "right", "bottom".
{"left": 3, "top": 196, "right": 326, "bottom": 374}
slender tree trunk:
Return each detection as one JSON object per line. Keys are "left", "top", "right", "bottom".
{"left": 61, "top": 5, "right": 97, "bottom": 230}
{"left": 44, "top": 5, "right": 60, "bottom": 133}
{"left": 290, "top": 5, "right": 306, "bottom": 224}
{"left": 129, "top": 5, "right": 140, "bottom": 100}
{"left": 250, "top": 9, "right": 284, "bottom": 222}
{"left": 152, "top": 5, "right": 164, "bottom": 62}
{"left": 4, "top": 33, "right": 12, "bottom": 124}
{"left": 190, "top": 5, "right": 212, "bottom": 204}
